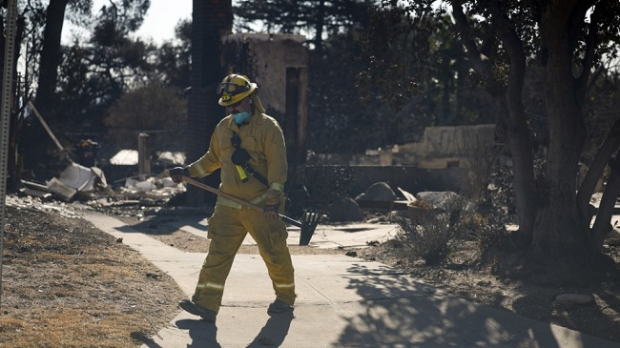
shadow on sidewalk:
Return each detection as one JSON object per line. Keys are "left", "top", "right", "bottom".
{"left": 116, "top": 214, "right": 208, "bottom": 236}
{"left": 176, "top": 319, "right": 222, "bottom": 348}
{"left": 246, "top": 311, "right": 294, "bottom": 347}
{"left": 333, "top": 263, "right": 564, "bottom": 348}
{"left": 172, "top": 312, "right": 293, "bottom": 348}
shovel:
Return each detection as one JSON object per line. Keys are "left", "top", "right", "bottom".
{"left": 181, "top": 176, "right": 320, "bottom": 245}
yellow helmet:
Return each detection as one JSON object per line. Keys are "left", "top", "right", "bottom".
{"left": 217, "top": 74, "right": 258, "bottom": 106}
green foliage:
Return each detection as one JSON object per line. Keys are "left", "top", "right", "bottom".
{"left": 56, "top": 38, "right": 157, "bottom": 134}
{"left": 155, "top": 19, "right": 192, "bottom": 90}
{"left": 307, "top": 31, "right": 387, "bottom": 153}
{"left": 95, "top": 0, "right": 150, "bottom": 33}
{"left": 20, "top": 0, "right": 155, "bottom": 134}
{"left": 55, "top": 1, "right": 192, "bottom": 138}
{"left": 307, "top": 10, "right": 435, "bottom": 153}
{"left": 357, "top": 3, "right": 495, "bottom": 126}
{"left": 234, "top": 0, "right": 373, "bottom": 50}
{"left": 103, "top": 81, "right": 187, "bottom": 153}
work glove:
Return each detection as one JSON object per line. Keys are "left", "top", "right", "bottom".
{"left": 263, "top": 188, "right": 282, "bottom": 221}
{"left": 168, "top": 166, "right": 189, "bottom": 183}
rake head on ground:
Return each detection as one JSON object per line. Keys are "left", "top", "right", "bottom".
{"left": 299, "top": 210, "right": 321, "bottom": 246}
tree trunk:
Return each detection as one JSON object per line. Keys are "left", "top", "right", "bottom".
{"left": 186, "top": 0, "right": 232, "bottom": 206}
{"left": 591, "top": 155, "right": 620, "bottom": 248}
{"left": 532, "top": 5, "right": 591, "bottom": 266}
{"left": 35, "top": 0, "right": 69, "bottom": 114}
{"left": 7, "top": 16, "right": 26, "bottom": 190}
{"left": 577, "top": 119, "right": 620, "bottom": 224}
{"left": 501, "top": 96, "right": 536, "bottom": 245}
{"left": 314, "top": 0, "right": 325, "bottom": 54}
{"left": 21, "top": 0, "right": 69, "bottom": 179}
{"left": 494, "top": 14, "right": 537, "bottom": 245}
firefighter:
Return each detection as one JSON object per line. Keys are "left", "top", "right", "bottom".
{"left": 169, "top": 74, "right": 295, "bottom": 322}
{"left": 74, "top": 139, "right": 100, "bottom": 167}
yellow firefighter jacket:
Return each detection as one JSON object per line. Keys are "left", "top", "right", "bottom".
{"left": 185, "top": 109, "right": 287, "bottom": 208}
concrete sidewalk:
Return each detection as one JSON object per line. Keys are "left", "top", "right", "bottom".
{"left": 85, "top": 212, "right": 620, "bottom": 348}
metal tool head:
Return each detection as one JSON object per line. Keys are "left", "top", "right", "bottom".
{"left": 299, "top": 210, "right": 321, "bottom": 246}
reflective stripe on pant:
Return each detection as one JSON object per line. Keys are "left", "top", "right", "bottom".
{"left": 192, "top": 204, "right": 296, "bottom": 312}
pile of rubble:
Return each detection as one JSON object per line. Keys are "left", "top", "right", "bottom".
{"left": 14, "top": 161, "right": 186, "bottom": 220}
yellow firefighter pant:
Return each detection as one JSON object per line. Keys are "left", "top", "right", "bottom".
{"left": 191, "top": 204, "right": 296, "bottom": 313}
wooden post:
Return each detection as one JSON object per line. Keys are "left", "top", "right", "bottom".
{"left": 0, "top": 0, "right": 18, "bottom": 307}
{"left": 138, "top": 133, "right": 151, "bottom": 177}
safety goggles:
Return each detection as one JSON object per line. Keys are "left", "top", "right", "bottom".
{"left": 217, "top": 82, "right": 250, "bottom": 97}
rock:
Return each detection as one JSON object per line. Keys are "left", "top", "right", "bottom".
{"left": 146, "top": 272, "right": 161, "bottom": 280}
{"left": 328, "top": 197, "right": 363, "bottom": 222}
{"left": 605, "top": 228, "right": 620, "bottom": 246}
{"left": 415, "top": 191, "right": 460, "bottom": 209}
{"left": 555, "top": 293, "right": 594, "bottom": 305}
{"left": 355, "top": 182, "right": 397, "bottom": 202}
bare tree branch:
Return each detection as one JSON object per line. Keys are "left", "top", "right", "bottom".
{"left": 449, "top": 0, "right": 495, "bottom": 82}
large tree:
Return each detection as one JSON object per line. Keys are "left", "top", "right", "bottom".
{"left": 18, "top": 0, "right": 151, "bottom": 179}
{"left": 34, "top": 0, "right": 149, "bottom": 121}
{"left": 185, "top": 0, "right": 232, "bottom": 206}
{"left": 305, "top": 5, "right": 495, "bottom": 156}
{"left": 155, "top": 19, "right": 192, "bottom": 91}
{"left": 233, "top": 0, "right": 373, "bottom": 53}
{"left": 34, "top": 0, "right": 92, "bottom": 114}
{"left": 364, "top": 0, "right": 620, "bottom": 281}
{"left": 104, "top": 81, "right": 187, "bottom": 153}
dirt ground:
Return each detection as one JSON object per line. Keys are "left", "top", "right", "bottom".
{"left": 358, "top": 237, "right": 620, "bottom": 344}
{"left": 0, "top": 202, "right": 185, "bottom": 348}
{"left": 1, "top": 193, "right": 620, "bottom": 347}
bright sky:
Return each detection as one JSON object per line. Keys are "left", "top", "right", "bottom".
{"left": 63, "top": 0, "right": 193, "bottom": 44}
{"left": 132, "top": 0, "right": 192, "bottom": 43}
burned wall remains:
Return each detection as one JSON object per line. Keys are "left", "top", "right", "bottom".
{"left": 221, "top": 33, "right": 308, "bottom": 165}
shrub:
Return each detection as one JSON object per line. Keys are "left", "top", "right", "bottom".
{"left": 396, "top": 214, "right": 456, "bottom": 265}
{"left": 395, "top": 195, "right": 469, "bottom": 265}
{"left": 395, "top": 194, "right": 507, "bottom": 265}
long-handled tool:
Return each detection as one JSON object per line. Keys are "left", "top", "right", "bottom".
{"left": 181, "top": 175, "right": 320, "bottom": 245}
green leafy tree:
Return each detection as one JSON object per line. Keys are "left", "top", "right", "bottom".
{"left": 309, "top": 6, "right": 494, "bottom": 156}
{"left": 34, "top": 0, "right": 94, "bottom": 115}
{"left": 31, "top": 0, "right": 149, "bottom": 122}
{"left": 364, "top": 0, "right": 620, "bottom": 282}
{"left": 155, "top": 19, "right": 192, "bottom": 91}
{"left": 55, "top": 28, "right": 156, "bottom": 134}
{"left": 15, "top": 0, "right": 95, "bottom": 179}
{"left": 18, "top": 0, "right": 151, "bottom": 179}
{"left": 358, "top": 6, "right": 495, "bottom": 128}
{"left": 234, "top": 0, "right": 373, "bottom": 53}
{"left": 104, "top": 81, "right": 187, "bottom": 153}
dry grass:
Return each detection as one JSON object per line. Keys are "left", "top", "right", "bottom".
{"left": 1, "top": 206, "right": 185, "bottom": 348}
{"left": 0, "top": 200, "right": 342, "bottom": 348}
